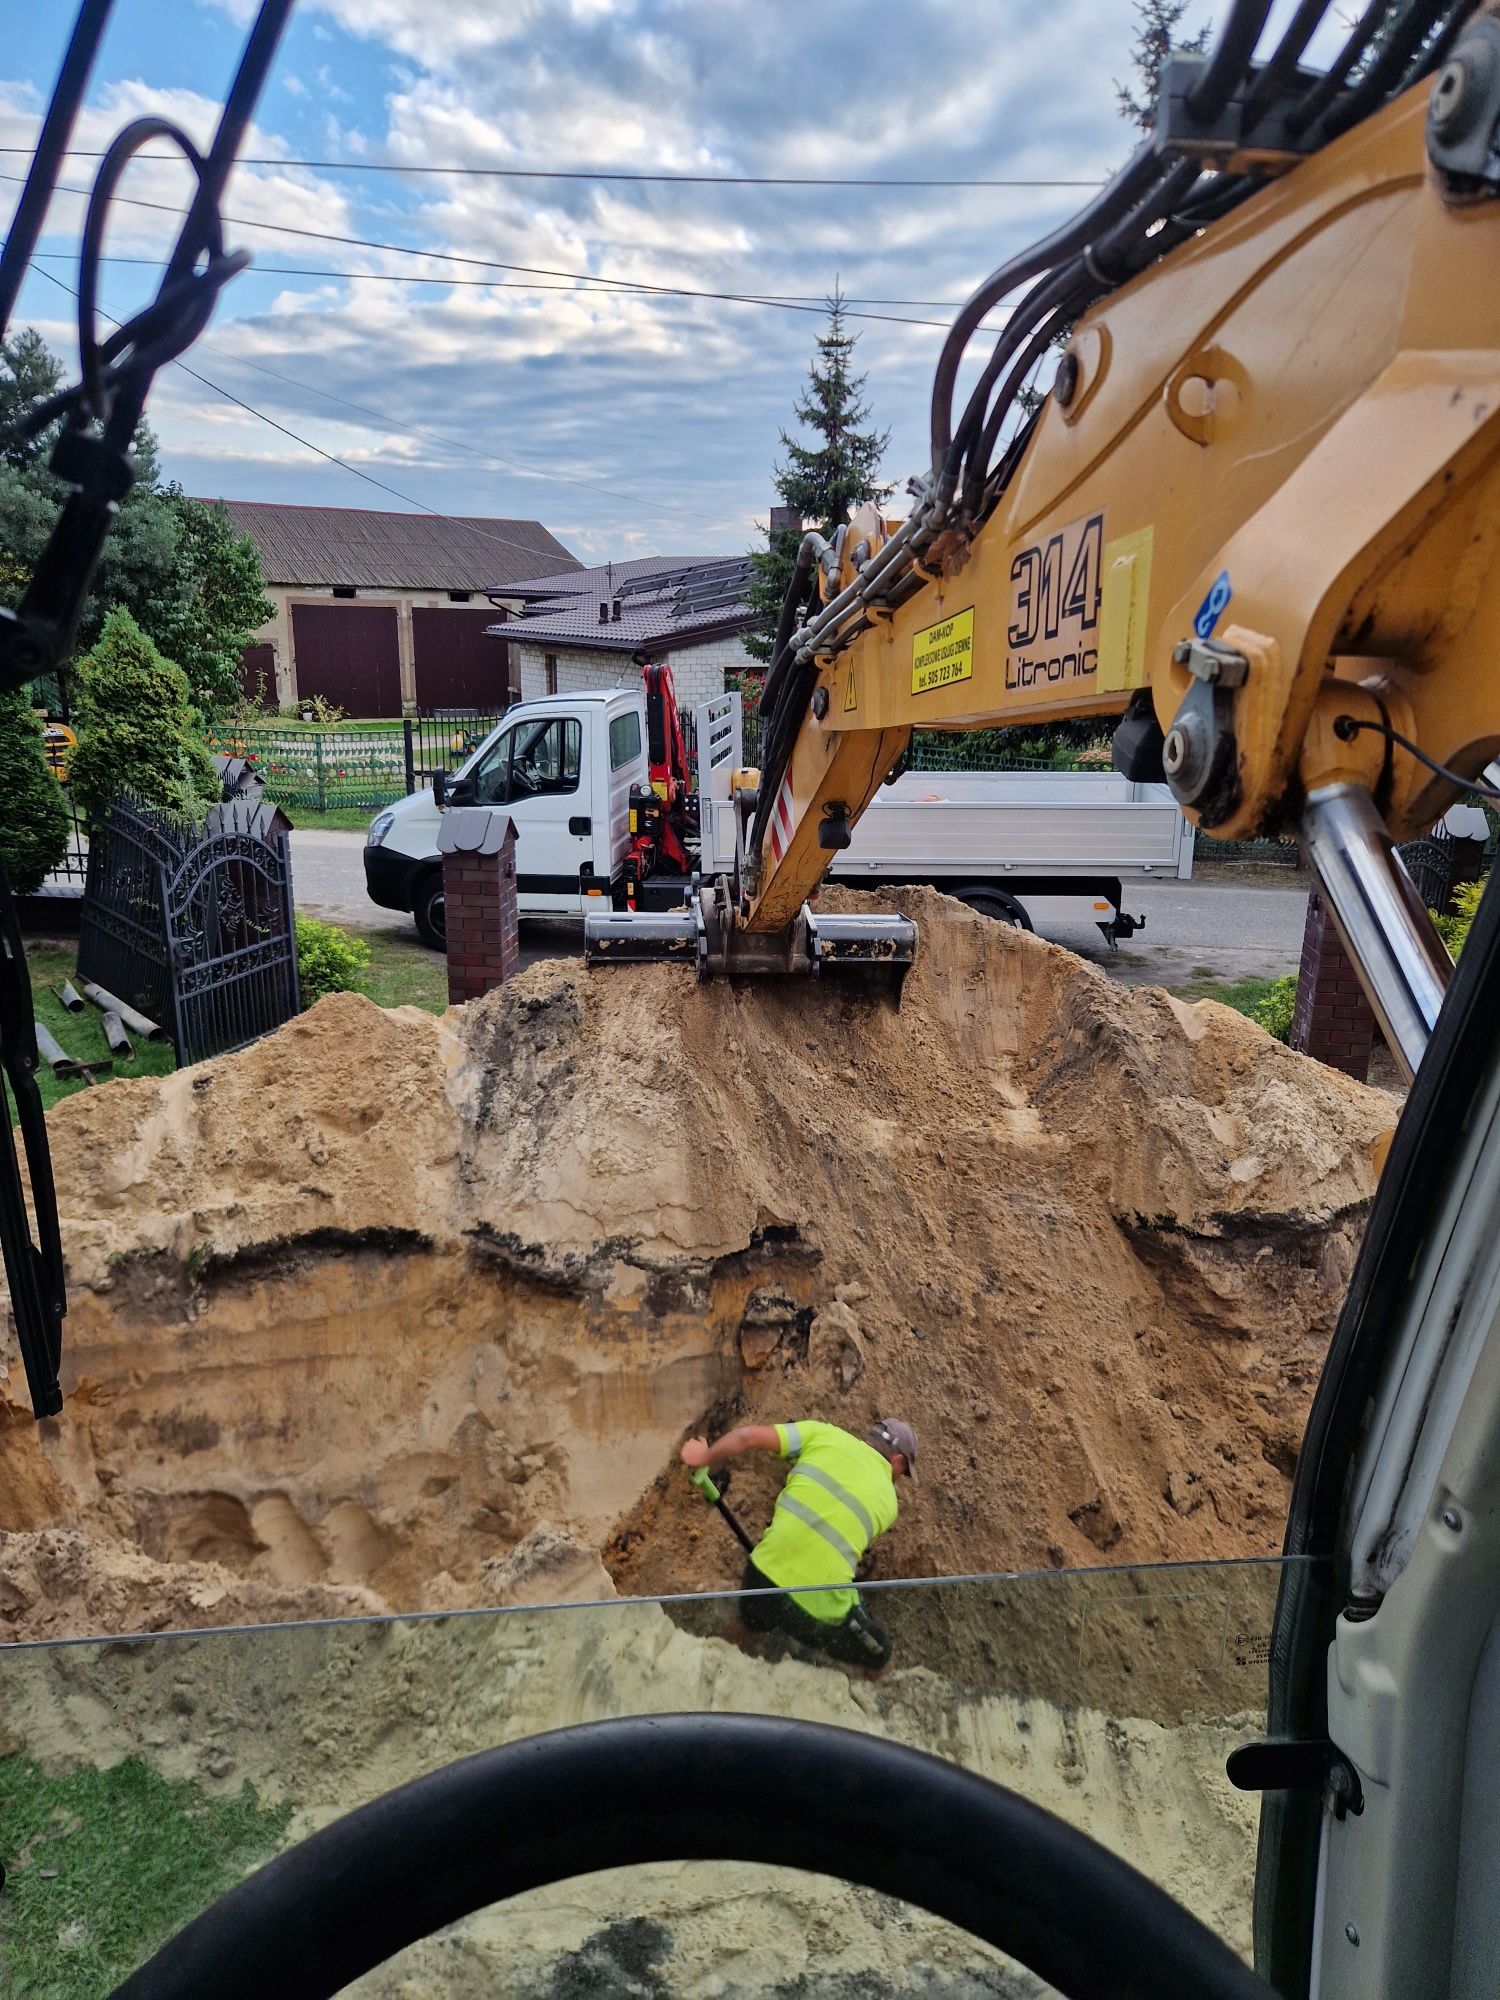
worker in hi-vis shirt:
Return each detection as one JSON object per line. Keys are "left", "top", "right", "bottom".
{"left": 679, "top": 1417, "right": 917, "bottom": 1670}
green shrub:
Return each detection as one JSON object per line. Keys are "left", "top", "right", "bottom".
{"left": 296, "top": 914, "right": 371, "bottom": 1005}
{"left": 0, "top": 686, "right": 68, "bottom": 890}
{"left": 1432, "top": 878, "right": 1485, "bottom": 960}
{"left": 1252, "top": 973, "right": 1298, "bottom": 1044}
{"left": 69, "top": 607, "right": 218, "bottom": 822}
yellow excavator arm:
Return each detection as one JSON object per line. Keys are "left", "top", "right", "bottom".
{"left": 748, "top": 77, "right": 1500, "bottom": 904}
{"left": 590, "top": 6, "right": 1500, "bottom": 1079}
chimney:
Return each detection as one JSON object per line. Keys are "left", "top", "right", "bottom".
{"left": 770, "top": 506, "right": 803, "bottom": 538}
{"left": 598, "top": 600, "right": 609, "bottom": 623}
{"left": 611, "top": 597, "right": 622, "bottom": 621}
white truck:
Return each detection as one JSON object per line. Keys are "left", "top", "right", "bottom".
{"left": 362, "top": 686, "right": 1194, "bottom": 952}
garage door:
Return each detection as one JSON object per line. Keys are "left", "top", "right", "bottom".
{"left": 412, "top": 607, "right": 512, "bottom": 710}
{"left": 291, "top": 603, "right": 402, "bottom": 718}
{"left": 240, "top": 642, "right": 276, "bottom": 707}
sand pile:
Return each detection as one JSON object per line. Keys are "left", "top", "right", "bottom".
{"left": 0, "top": 889, "right": 1390, "bottom": 1639}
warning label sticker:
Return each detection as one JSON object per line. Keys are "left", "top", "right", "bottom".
{"left": 843, "top": 665, "right": 858, "bottom": 712}
{"left": 911, "top": 607, "right": 974, "bottom": 696}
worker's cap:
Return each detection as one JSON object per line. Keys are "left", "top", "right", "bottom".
{"left": 873, "top": 1418, "right": 918, "bottom": 1480}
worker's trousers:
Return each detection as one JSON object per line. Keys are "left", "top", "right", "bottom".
{"left": 740, "top": 1558, "right": 893, "bottom": 1669}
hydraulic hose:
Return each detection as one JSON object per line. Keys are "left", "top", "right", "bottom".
{"left": 112, "top": 1714, "right": 1276, "bottom": 2000}
{"left": 1186, "top": 0, "right": 1275, "bottom": 121}
{"left": 928, "top": 143, "right": 1163, "bottom": 473}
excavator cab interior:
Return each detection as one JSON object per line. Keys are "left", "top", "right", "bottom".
{"left": 4, "top": 3, "right": 1500, "bottom": 1996}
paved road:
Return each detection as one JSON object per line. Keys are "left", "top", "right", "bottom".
{"left": 290, "top": 828, "right": 1310, "bottom": 990}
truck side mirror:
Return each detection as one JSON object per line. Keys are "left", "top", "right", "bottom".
{"left": 447, "top": 775, "right": 476, "bottom": 809}
{"left": 432, "top": 770, "right": 448, "bottom": 809}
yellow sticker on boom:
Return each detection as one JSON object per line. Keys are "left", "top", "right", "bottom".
{"left": 911, "top": 607, "right": 974, "bottom": 696}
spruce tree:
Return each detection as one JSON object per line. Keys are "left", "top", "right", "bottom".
{"left": 69, "top": 608, "right": 219, "bottom": 824}
{"left": 745, "top": 291, "right": 891, "bottom": 663}
{"left": 1115, "top": 1, "right": 1212, "bottom": 132}
{"left": 0, "top": 685, "right": 68, "bottom": 891}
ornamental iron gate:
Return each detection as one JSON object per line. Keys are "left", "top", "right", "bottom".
{"left": 78, "top": 796, "right": 300, "bottom": 1066}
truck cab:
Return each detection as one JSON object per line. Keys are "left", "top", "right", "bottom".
{"left": 364, "top": 688, "right": 648, "bottom": 948}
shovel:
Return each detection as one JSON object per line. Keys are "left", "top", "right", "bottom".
{"left": 687, "top": 1464, "right": 755, "bottom": 1554}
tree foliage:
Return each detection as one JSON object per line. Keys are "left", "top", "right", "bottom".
{"left": 0, "top": 685, "right": 68, "bottom": 891}
{"left": 1115, "top": 0, "right": 1213, "bottom": 132}
{"left": 745, "top": 291, "right": 891, "bottom": 663}
{"left": 0, "top": 330, "right": 271, "bottom": 716}
{"left": 68, "top": 608, "right": 219, "bottom": 823}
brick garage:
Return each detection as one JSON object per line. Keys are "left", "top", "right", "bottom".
{"left": 208, "top": 501, "right": 579, "bottom": 715}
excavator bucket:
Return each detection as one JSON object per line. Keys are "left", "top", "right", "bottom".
{"left": 584, "top": 894, "right": 917, "bottom": 996}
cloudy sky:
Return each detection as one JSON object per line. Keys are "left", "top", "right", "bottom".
{"left": 2, "top": 1, "right": 1334, "bottom": 569}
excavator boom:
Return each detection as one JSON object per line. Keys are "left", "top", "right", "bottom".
{"left": 718, "top": 11, "right": 1500, "bottom": 1079}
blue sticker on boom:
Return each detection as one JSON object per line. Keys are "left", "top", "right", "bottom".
{"left": 1194, "top": 570, "right": 1232, "bottom": 641}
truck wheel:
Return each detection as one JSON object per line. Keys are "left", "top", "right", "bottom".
{"left": 413, "top": 872, "right": 447, "bottom": 952}
{"left": 956, "top": 887, "right": 1033, "bottom": 931}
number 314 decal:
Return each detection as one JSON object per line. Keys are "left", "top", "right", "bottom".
{"left": 1005, "top": 511, "right": 1103, "bottom": 690}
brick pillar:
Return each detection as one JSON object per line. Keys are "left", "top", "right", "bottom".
{"left": 439, "top": 807, "right": 519, "bottom": 1006}
{"left": 1291, "top": 892, "right": 1377, "bottom": 1081}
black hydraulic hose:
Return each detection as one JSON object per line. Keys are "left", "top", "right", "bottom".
{"left": 112, "top": 1715, "right": 1277, "bottom": 2000}
{"left": 1285, "top": 0, "right": 1390, "bottom": 136}
{"left": 0, "top": 0, "right": 113, "bottom": 344}
{"left": 1187, "top": 0, "right": 1276, "bottom": 120}
{"left": 928, "top": 143, "right": 1163, "bottom": 472}
{"left": 758, "top": 530, "right": 824, "bottom": 722}
{"left": 948, "top": 260, "right": 1091, "bottom": 479}
{"left": 1314, "top": 0, "right": 1454, "bottom": 141}
{"left": 962, "top": 293, "right": 1098, "bottom": 518}
{"left": 949, "top": 149, "right": 1202, "bottom": 500}
{"left": 1244, "top": 0, "right": 1333, "bottom": 125}
{"left": 1402, "top": 0, "right": 1472, "bottom": 92}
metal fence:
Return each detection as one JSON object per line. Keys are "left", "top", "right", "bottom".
{"left": 78, "top": 796, "right": 300, "bottom": 1066}
{"left": 206, "top": 711, "right": 507, "bottom": 813}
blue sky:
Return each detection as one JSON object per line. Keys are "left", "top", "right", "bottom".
{"left": 3, "top": 2, "right": 1336, "bottom": 567}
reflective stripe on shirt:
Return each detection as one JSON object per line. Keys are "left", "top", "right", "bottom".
{"left": 773, "top": 1492, "right": 860, "bottom": 1575}
{"left": 791, "top": 1461, "right": 877, "bottom": 1544}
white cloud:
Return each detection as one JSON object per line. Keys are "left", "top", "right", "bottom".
{"left": 12, "top": 0, "right": 1340, "bottom": 556}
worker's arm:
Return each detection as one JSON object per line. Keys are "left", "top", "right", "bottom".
{"left": 679, "top": 1426, "right": 782, "bottom": 1471}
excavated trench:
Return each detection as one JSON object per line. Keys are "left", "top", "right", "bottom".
{"left": 1, "top": 887, "right": 1392, "bottom": 1639}
{"left": 0, "top": 889, "right": 1400, "bottom": 1989}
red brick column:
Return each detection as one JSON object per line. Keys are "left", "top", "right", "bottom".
{"left": 439, "top": 808, "right": 518, "bottom": 1005}
{"left": 1290, "top": 891, "right": 1377, "bottom": 1081}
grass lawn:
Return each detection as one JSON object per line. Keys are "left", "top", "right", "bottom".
{"left": 23, "top": 943, "right": 177, "bottom": 1115}
{"left": 357, "top": 929, "right": 447, "bottom": 1012}
{"left": 1167, "top": 973, "right": 1281, "bottom": 1019}
{"left": 288, "top": 807, "right": 378, "bottom": 833}
{"left": 0, "top": 1754, "right": 291, "bottom": 1998}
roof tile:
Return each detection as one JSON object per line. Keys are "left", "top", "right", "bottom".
{"left": 207, "top": 500, "right": 580, "bottom": 591}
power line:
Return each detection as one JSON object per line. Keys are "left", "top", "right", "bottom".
{"left": 31, "top": 261, "right": 625, "bottom": 572}
{"left": 27, "top": 248, "right": 972, "bottom": 313}
{"left": 0, "top": 146, "right": 1109, "bottom": 190}
{"left": 2, "top": 176, "right": 998, "bottom": 329}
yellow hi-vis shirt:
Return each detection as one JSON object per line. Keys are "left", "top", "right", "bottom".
{"left": 749, "top": 1421, "right": 898, "bottom": 1623}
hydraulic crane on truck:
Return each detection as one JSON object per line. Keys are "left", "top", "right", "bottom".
{"left": 8, "top": 7, "right": 1500, "bottom": 2000}
{"left": 586, "top": 1, "right": 1500, "bottom": 1091}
